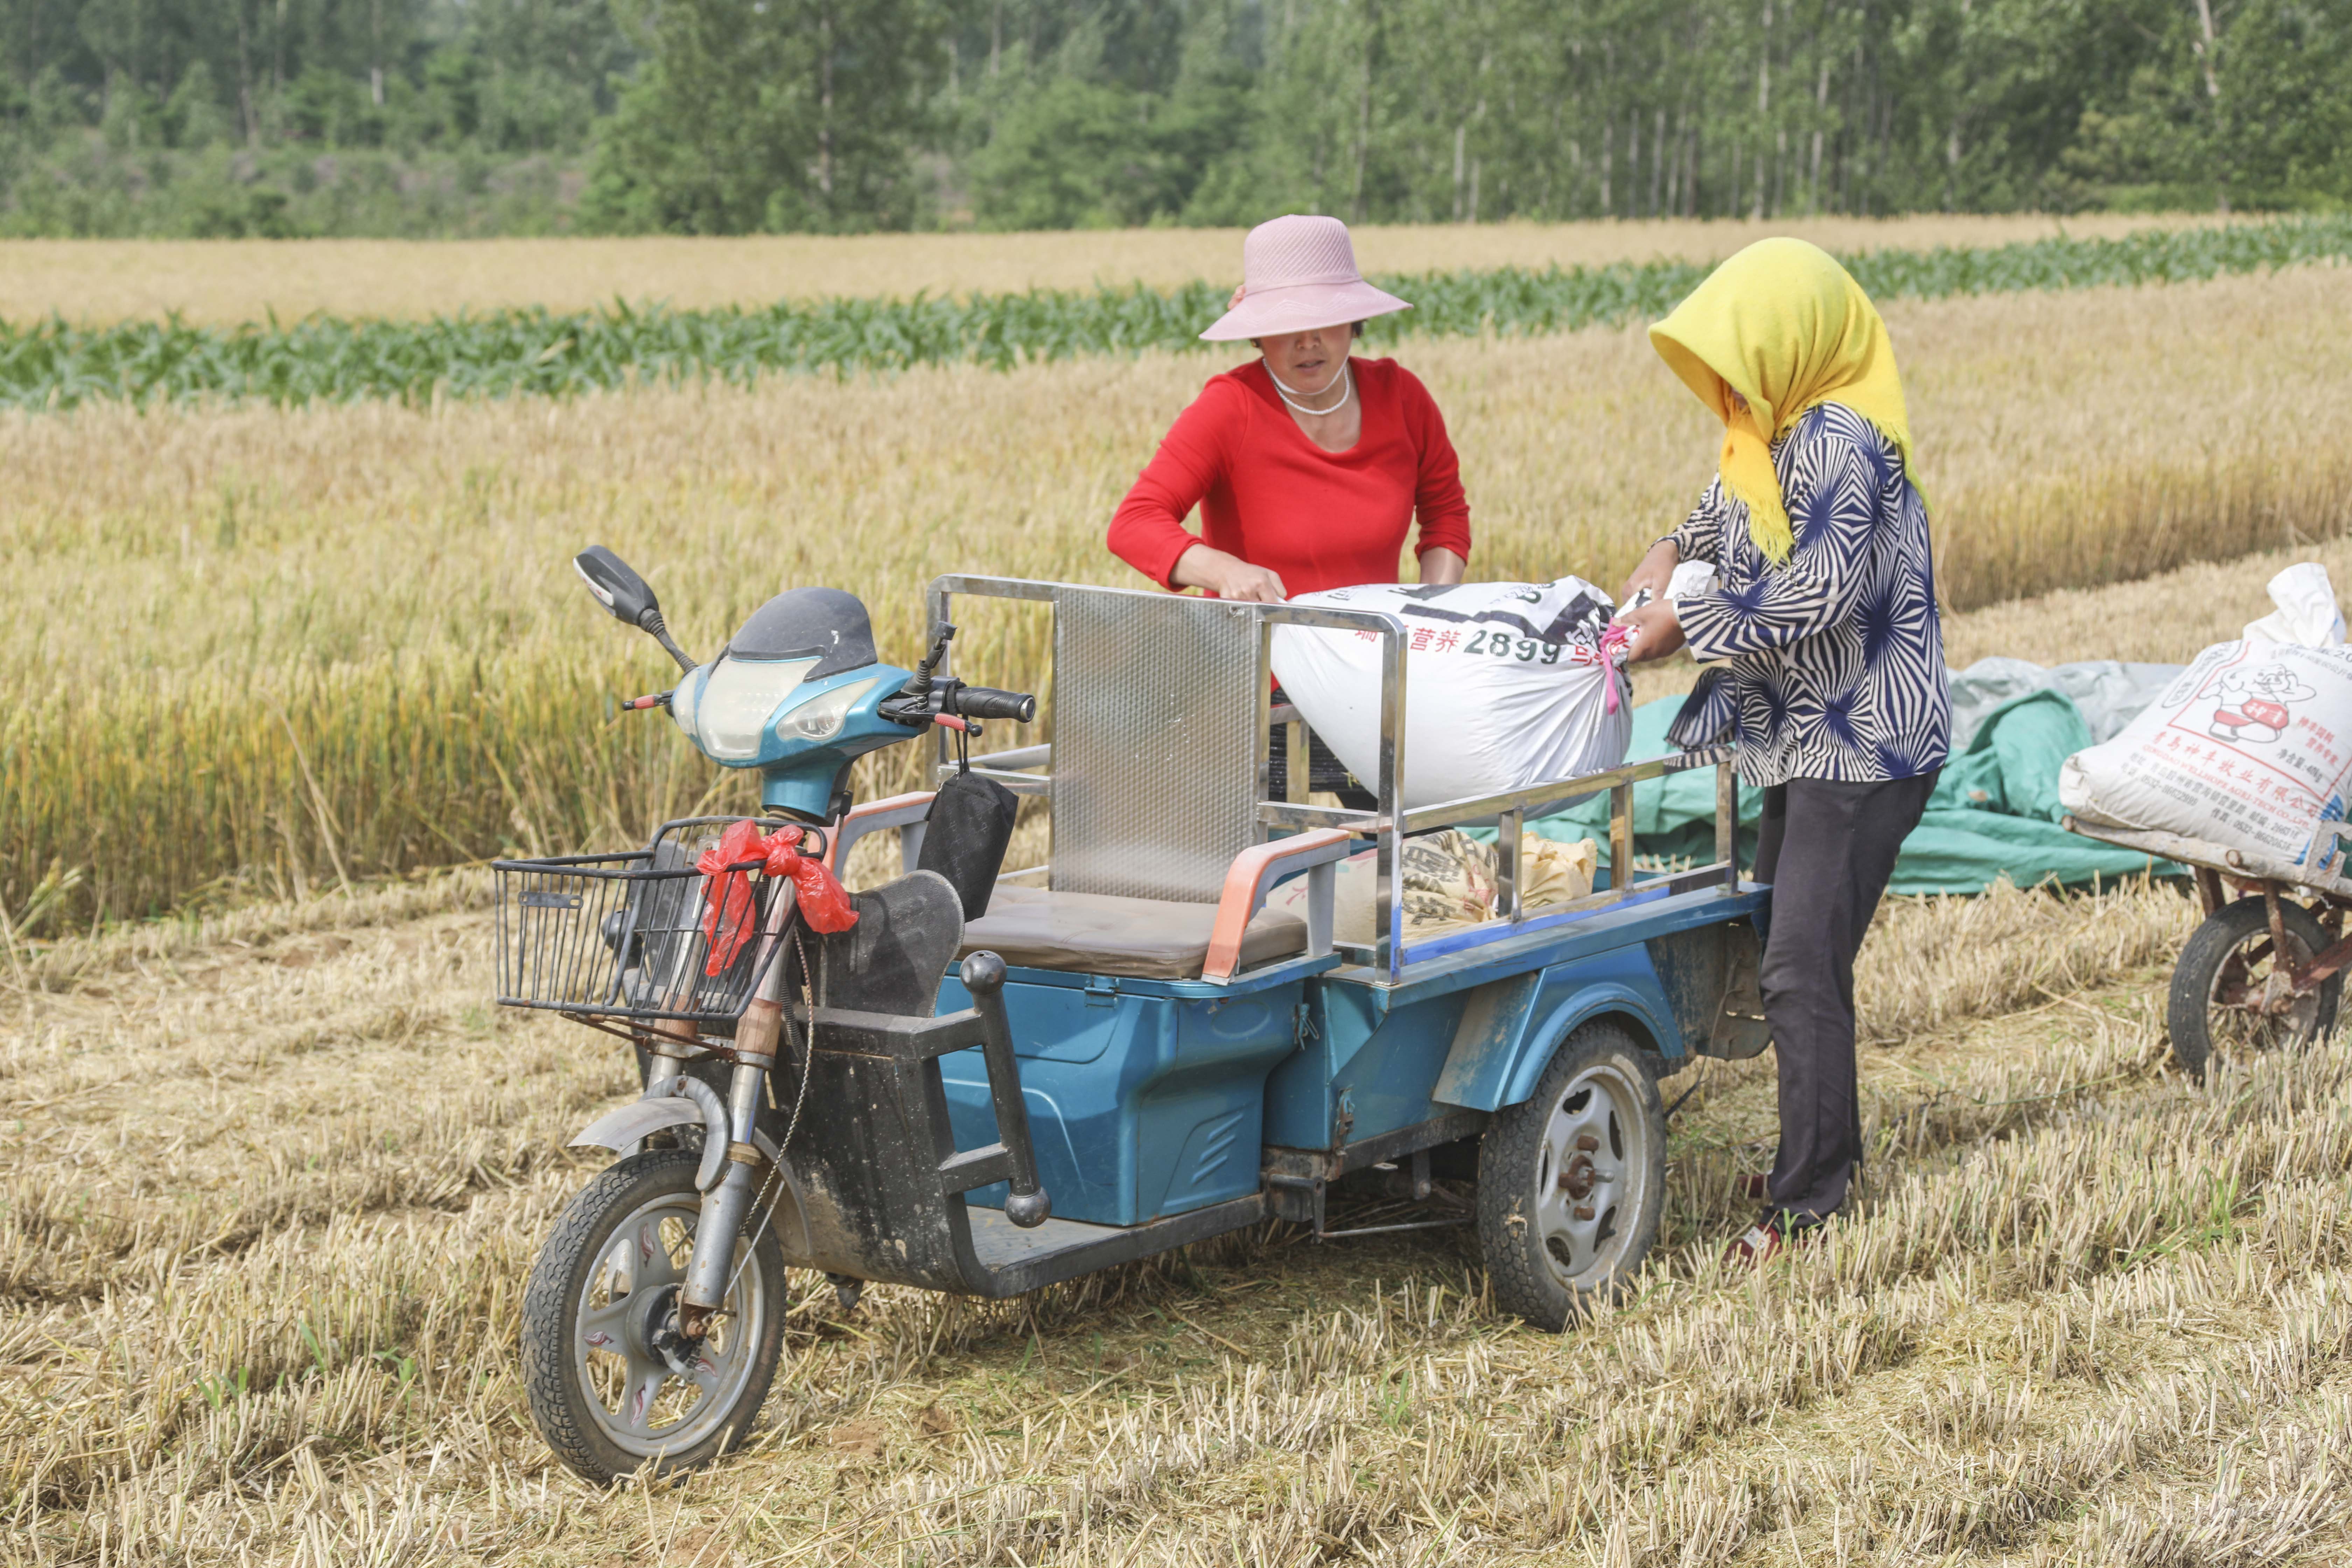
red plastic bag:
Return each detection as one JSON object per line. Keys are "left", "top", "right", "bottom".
{"left": 762, "top": 831, "right": 860, "bottom": 934}
{"left": 695, "top": 818, "right": 769, "bottom": 975}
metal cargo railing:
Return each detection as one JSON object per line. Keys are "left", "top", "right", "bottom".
{"left": 925, "top": 575, "right": 1740, "bottom": 982}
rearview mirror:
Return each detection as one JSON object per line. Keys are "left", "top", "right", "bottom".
{"left": 573, "top": 545, "right": 700, "bottom": 673}
{"left": 574, "top": 546, "right": 660, "bottom": 629}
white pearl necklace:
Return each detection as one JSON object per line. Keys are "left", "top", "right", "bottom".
{"left": 1265, "top": 359, "right": 1353, "bottom": 419}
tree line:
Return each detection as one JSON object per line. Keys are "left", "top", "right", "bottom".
{"left": 0, "top": 0, "right": 2344, "bottom": 239}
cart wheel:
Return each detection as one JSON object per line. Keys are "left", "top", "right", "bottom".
{"left": 521, "top": 1147, "right": 786, "bottom": 1484}
{"left": 2166, "top": 894, "right": 2340, "bottom": 1082}
{"left": 1477, "top": 1020, "right": 1666, "bottom": 1331}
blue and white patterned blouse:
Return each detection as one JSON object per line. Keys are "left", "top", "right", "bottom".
{"left": 1665, "top": 401, "right": 1951, "bottom": 788}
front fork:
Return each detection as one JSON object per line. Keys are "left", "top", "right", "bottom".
{"left": 676, "top": 881, "right": 799, "bottom": 1341}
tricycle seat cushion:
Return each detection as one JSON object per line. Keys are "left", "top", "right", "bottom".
{"left": 956, "top": 885, "right": 1306, "bottom": 981}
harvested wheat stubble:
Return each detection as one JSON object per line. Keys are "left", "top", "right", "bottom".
{"left": 8, "top": 852, "right": 2351, "bottom": 1564}
{"left": 11, "top": 267, "right": 2352, "bottom": 930}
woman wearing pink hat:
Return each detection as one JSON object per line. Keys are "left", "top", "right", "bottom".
{"left": 1107, "top": 214, "right": 1471, "bottom": 606}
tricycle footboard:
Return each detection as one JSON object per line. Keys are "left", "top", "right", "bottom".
{"left": 768, "top": 1004, "right": 1001, "bottom": 1292}
{"left": 762, "top": 1001, "right": 1091, "bottom": 1297}
{"left": 771, "top": 1001, "right": 1270, "bottom": 1297}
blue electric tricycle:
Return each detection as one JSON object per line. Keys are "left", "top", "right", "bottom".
{"left": 497, "top": 555, "right": 1769, "bottom": 1484}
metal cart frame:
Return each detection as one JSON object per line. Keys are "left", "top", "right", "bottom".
{"left": 861, "top": 575, "right": 1743, "bottom": 985}
{"left": 2064, "top": 813, "right": 2352, "bottom": 1017}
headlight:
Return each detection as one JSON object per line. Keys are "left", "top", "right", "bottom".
{"left": 695, "top": 655, "right": 817, "bottom": 760}
{"left": 777, "top": 676, "right": 880, "bottom": 744}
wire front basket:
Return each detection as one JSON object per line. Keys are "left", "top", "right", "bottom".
{"left": 492, "top": 818, "right": 792, "bottom": 1031}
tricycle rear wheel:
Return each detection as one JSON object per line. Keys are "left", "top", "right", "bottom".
{"left": 1477, "top": 1020, "right": 1666, "bottom": 1331}
{"left": 2166, "top": 893, "right": 2339, "bottom": 1081}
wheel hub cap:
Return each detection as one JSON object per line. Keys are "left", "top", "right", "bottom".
{"left": 1559, "top": 1152, "right": 1598, "bottom": 1202}
{"left": 2213, "top": 928, "right": 2325, "bottom": 1061}
{"left": 622, "top": 1282, "right": 679, "bottom": 1359}
{"left": 1532, "top": 1064, "right": 1647, "bottom": 1291}
{"left": 621, "top": 1282, "right": 708, "bottom": 1378}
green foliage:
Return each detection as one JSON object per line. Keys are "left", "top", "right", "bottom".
{"left": 968, "top": 77, "right": 1160, "bottom": 230}
{"left": 965, "top": 71, "right": 1249, "bottom": 230}
{"left": 2212, "top": 0, "right": 2352, "bottom": 208}
{"left": 580, "top": 0, "right": 948, "bottom": 235}
{"left": 2, "top": 0, "right": 2351, "bottom": 235}
{"left": 281, "top": 65, "right": 377, "bottom": 146}
{"left": 4, "top": 216, "right": 2347, "bottom": 410}
{"left": 0, "top": 143, "right": 578, "bottom": 239}
{"left": 162, "top": 58, "right": 231, "bottom": 149}
{"left": 0, "top": 0, "right": 630, "bottom": 236}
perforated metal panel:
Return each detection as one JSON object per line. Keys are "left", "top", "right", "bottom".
{"left": 1049, "top": 588, "right": 1262, "bottom": 902}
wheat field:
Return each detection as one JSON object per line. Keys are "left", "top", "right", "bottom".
{"left": 8, "top": 555, "right": 2352, "bottom": 1562}
{"left": 11, "top": 264, "right": 2352, "bottom": 929}
{"left": 0, "top": 213, "right": 2214, "bottom": 326}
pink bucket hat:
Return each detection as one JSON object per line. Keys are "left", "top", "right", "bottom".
{"left": 1198, "top": 215, "right": 1412, "bottom": 342}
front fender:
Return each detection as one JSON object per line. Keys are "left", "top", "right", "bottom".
{"left": 568, "top": 1087, "right": 814, "bottom": 1254}
{"left": 571, "top": 1095, "right": 707, "bottom": 1153}
{"left": 571, "top": 1077, "right": 732, "bottom": 1190}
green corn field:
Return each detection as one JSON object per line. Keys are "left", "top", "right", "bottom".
{"left": 0, "top": 217, "right": 2347, "bottom": 411}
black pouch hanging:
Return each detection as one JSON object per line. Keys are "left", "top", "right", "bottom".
{"left": 916, "top": 769, "right": 1020, "bottom": 920}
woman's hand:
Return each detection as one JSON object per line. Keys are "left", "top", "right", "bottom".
{"left": 1172, "top": 544, "right": 1288, "bottom": 603}
{"left": 1614, "top": 601, "right": 1686, "bottom": 664}
{"left": 1622, "top": 539, "right": 1680, "bottom": 608}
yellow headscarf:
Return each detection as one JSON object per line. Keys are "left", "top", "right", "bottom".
{"left": 1648, "top": 238, "right": 1920, "bottom": 565}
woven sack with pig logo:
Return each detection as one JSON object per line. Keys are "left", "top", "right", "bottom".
{"left": 2059, "top": 639, "right": 2352, "bottom": 875}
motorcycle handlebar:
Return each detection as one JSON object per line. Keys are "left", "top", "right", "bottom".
{"left": 954, "top": 686, "right": 1037, "bottom": 723}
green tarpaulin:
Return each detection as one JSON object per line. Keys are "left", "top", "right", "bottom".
{"left": 1526, "top": 688, "right": 2178, "bottom": 895}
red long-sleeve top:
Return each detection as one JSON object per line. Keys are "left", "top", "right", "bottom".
{"left": 1107, "top": 357, "right": 1472, "bottom": 597}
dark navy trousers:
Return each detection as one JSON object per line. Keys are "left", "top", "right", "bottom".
{"left": 1750, "top": 770, "right": 1938, "bottom": 1227}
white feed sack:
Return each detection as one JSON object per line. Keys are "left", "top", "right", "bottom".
{"left": 2059, "top": 565, "right": 2352, "bottom": 875}
{"left": 1270, "top": 579, "right": 1631, "bottom": 810}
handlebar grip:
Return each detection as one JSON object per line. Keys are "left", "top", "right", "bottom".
{"left": 955, "top": 687, "right": 1037, "bottom": 723}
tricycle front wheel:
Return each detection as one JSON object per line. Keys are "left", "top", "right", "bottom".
{"left": 1477, "top": 1020, "right": 1666, "bottom": 1331}
{"left": 2166, "top": 893, "right": 2339, "bottom": 1081}
{"left": 520, "top": 1147, "right": 788, "bottom": 1484}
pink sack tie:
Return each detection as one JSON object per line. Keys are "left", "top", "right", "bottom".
{"left": 1597, "top": 622, "right": 1636, "bottom": 715}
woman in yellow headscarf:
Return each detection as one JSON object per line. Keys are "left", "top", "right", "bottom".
{"left": 1615, "top": 238, "right": 1951, "bottom": 1267}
